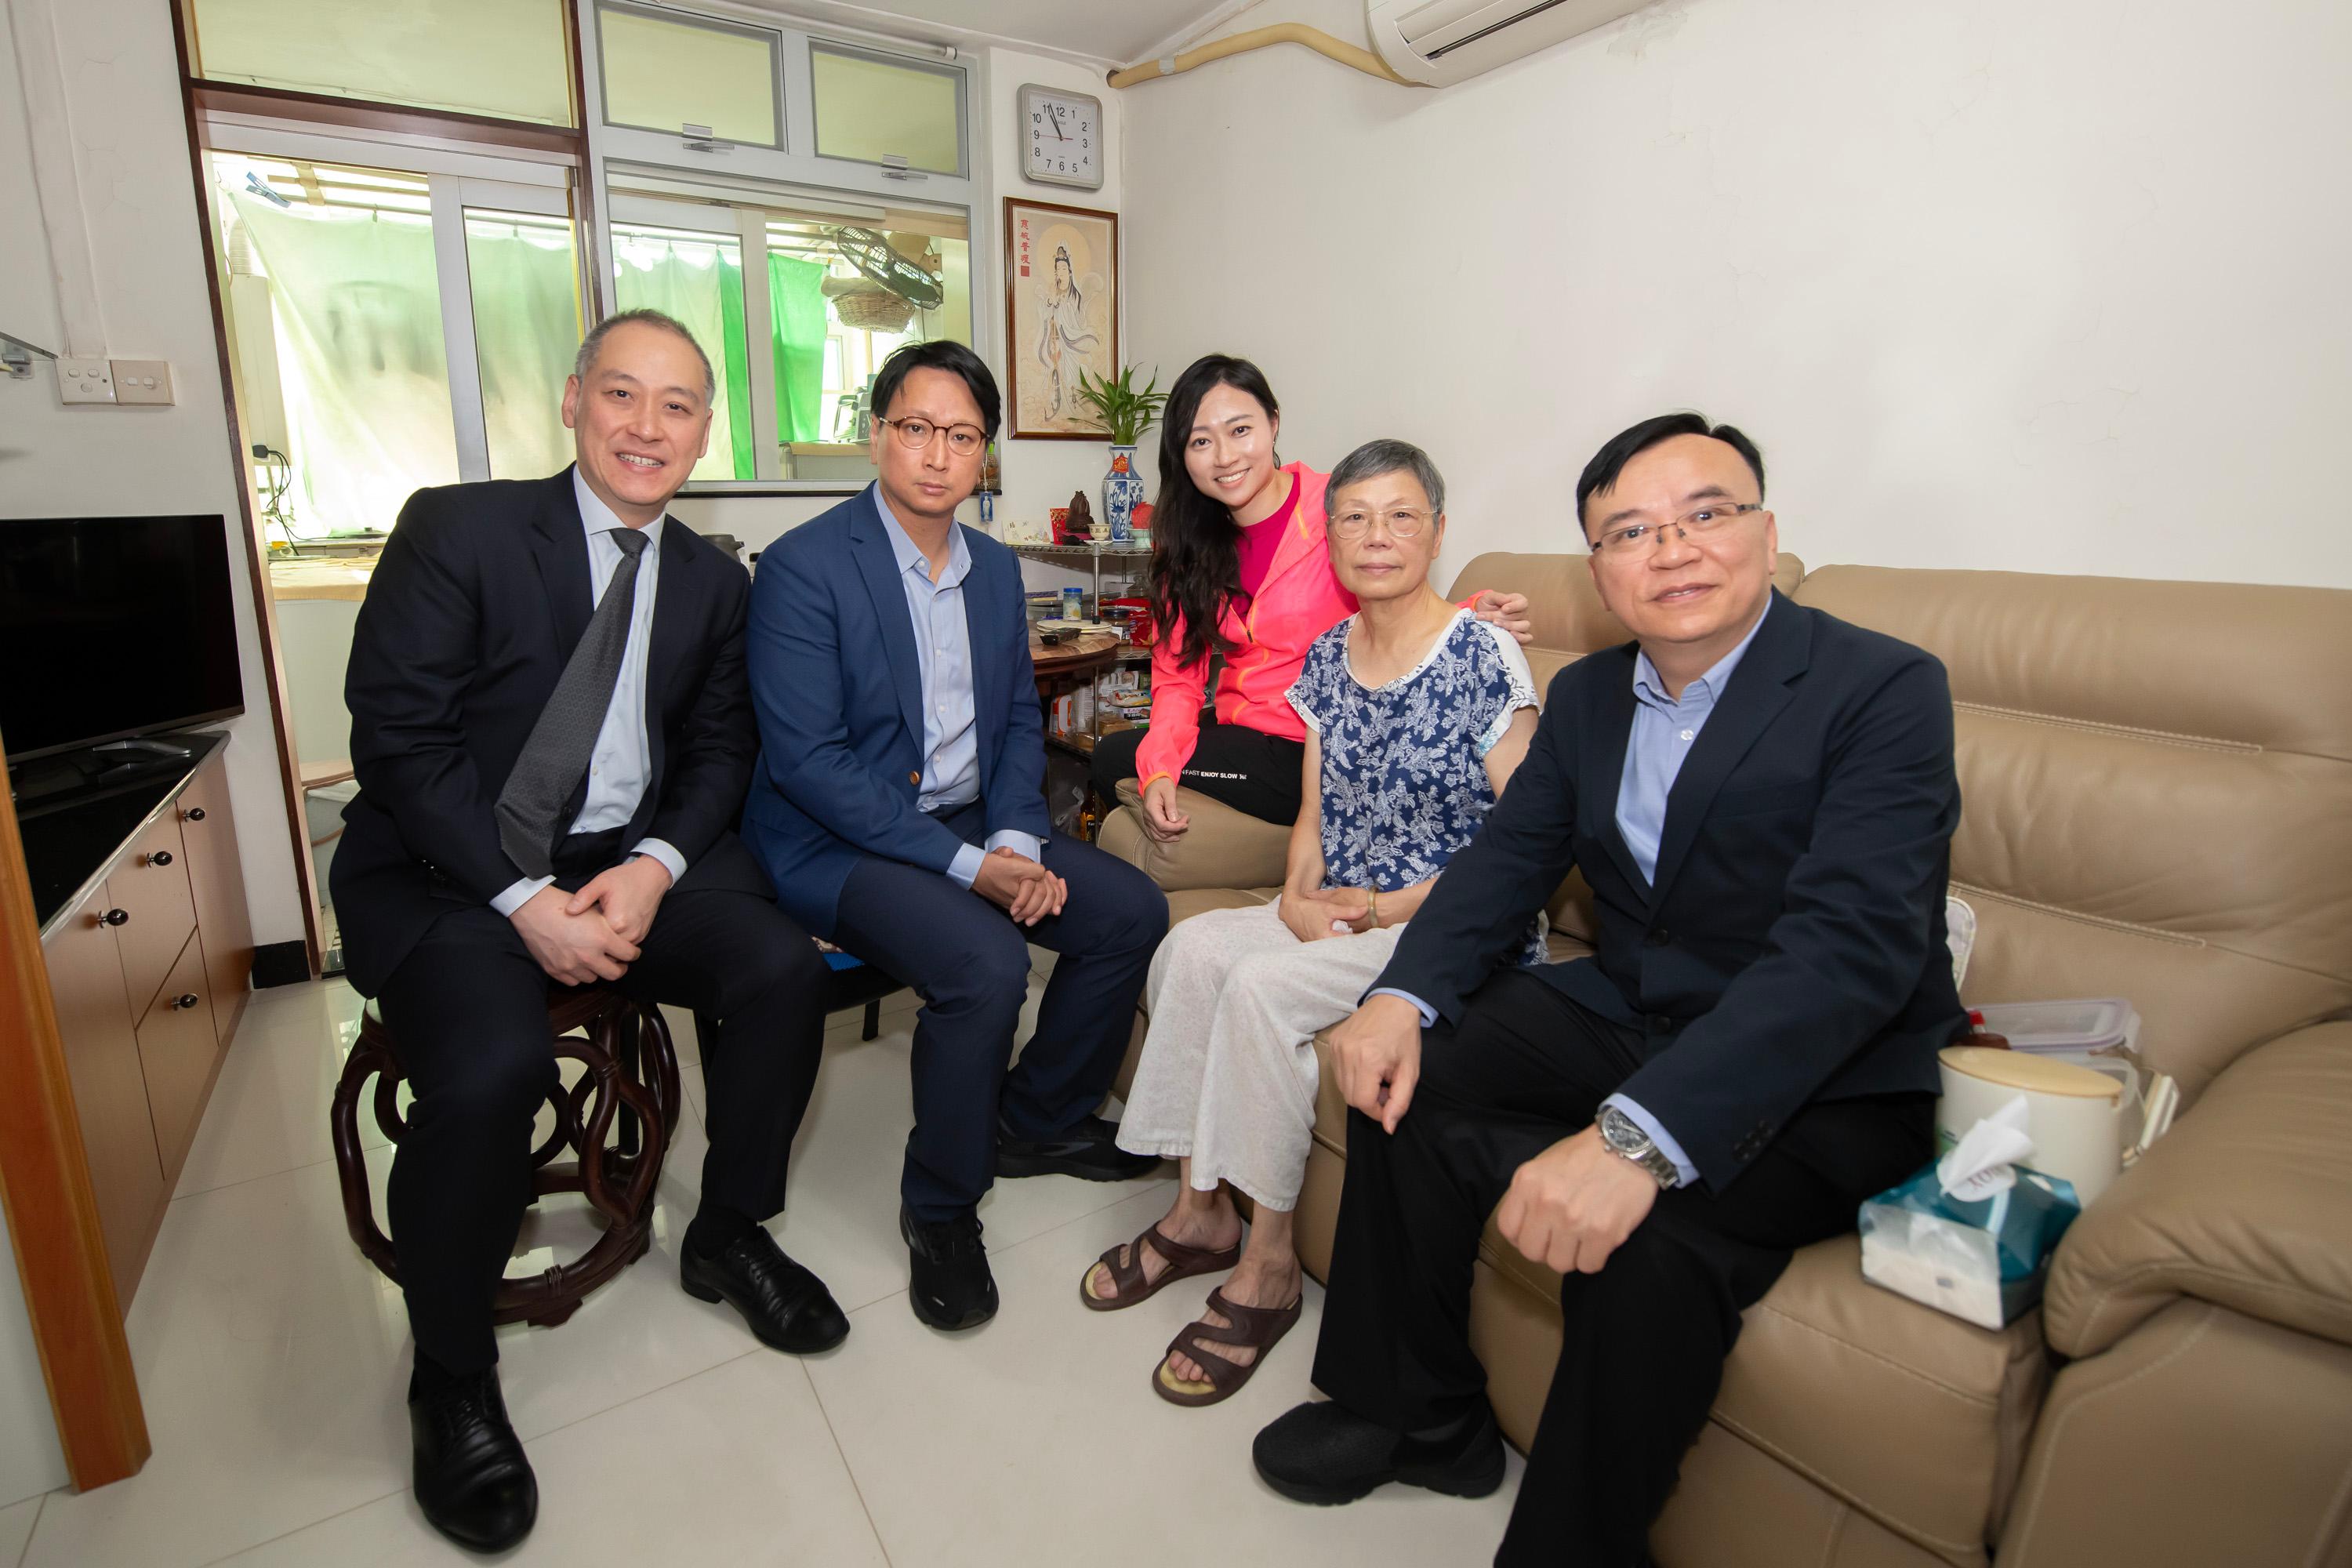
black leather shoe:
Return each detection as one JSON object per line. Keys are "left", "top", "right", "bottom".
{"left": 410, "top": 1367, "right": 538, "bottom": 1552}
{"left": 995, "top": 1112, "right": 1162, "bottom": 1181}
{"left": 681, "top": 1228, "right": 850, "bottom": 1353}
{"left": 1253, "top": 1399, "right": 1506, "bottom": 1506}
{"left": 899, "top": 1203, "right": 999, "bottom": 1330}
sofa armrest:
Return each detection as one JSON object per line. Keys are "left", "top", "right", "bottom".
{"left": 1097, "top": 779, "right": 1291, "bottom": 893}
{"left": 2044, "top": 1022, "right": 2352, "bottom": 1359}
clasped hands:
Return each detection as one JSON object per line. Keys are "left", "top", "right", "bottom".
{"left": 1278, "top": 886, "right": 1377, "bottom": 944}
{"left": 510, "top": 854, "right": 673, "bottom": 985}
{"left": 972, "top": 844, "right": 1066, "bottom": 926}
{"left": 1329, "top": 994, "right": 1660, "bottom": 1274}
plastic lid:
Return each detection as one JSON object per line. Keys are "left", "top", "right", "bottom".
{"left": 1966, "top": 999, "right": 2135, "bottom": 1052}
{"left": 1940, "top": 1046, "right": 2124, "bottom": 1100}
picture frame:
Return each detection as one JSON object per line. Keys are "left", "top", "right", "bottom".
{"left": 1004, "top": 197, "right": 1118, "bottom": 440}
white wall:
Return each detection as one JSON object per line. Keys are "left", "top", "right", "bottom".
{"left": 2, "top": 0, "right": 306, "bottom": 946}
{"left": 1119, "top": 0, "right": 2352, "bottom": 589}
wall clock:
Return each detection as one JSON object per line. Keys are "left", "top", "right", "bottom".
{"left": 1019, "top": 84, "right": 1103, "bottom": 191}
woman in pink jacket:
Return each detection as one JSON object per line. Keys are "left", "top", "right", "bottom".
{"left": 1091, "top": 354, "right": 1530, "bottom": 839}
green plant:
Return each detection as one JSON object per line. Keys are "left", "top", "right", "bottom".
{"left": 1074, "top": 364, "right": 1168, "bottom": 446}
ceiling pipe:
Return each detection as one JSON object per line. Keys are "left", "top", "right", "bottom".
{"left": 1107, "top": 23, "right": 1421, "bottom": 89}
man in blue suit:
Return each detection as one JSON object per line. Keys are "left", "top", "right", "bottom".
{"left": 742, "top": 340, "right": 1167, "bottom": 1330}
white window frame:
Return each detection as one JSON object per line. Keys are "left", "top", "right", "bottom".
{"left": 577, "top": 0, "right": 994, "bottom": 496}
{"left": 194, "top": 117, "right": 585, "bottom": 492}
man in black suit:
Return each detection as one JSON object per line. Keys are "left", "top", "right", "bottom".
{"left": 334, "top": 310, "right": 840, "bottom": 1553}
{"left": 1253, "top": 414, "right": 1967, "bottom": 1566}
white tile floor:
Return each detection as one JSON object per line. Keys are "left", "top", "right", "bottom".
{"left": 11, "top": 968, "right": 1520, "bottom": 1566}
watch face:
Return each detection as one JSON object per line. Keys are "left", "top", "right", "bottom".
{"left": 1024, "top": 88, "right": 1100, "bottom": 186}
{"left": 1599, "top": 1107, "right": 1644, "bottom": 1155}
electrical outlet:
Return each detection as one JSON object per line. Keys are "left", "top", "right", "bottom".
{"left": 58, "top": 356, "right": 115, "bottom": 405}
{"left": 111, "top": 359, "right": 174, "bottom": 405}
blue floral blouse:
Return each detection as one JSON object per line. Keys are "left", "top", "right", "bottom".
{"left": 1288, "top": 610, "right": 1547, "bottom": 966}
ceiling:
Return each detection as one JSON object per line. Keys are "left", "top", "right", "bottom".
{"left": 760, "top": 0, "right": 1229, "bottom": 67}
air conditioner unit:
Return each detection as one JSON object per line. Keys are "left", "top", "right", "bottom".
{"left": 1367, "top": 0, "right": 1654, "bottom": 86}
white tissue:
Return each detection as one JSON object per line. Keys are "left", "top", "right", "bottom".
{"left": 1936, "top": 1095, "right": 2037, "bottom": 1203}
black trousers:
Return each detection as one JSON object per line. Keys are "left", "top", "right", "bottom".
{"left": 1089, "top": 712, "right": 1305, "bottom": 826}
{"left": 1309, "top": 970, "right": 1933, "bottom": 1568}
{"left": 377, "top": 831, "right": 829, "bottom": 1374}
{"left": 829, "top": 800, "right": 1167, "bottom": 1221}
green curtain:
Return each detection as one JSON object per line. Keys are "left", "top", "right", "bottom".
{"left": 768, "top": 254, "right": 829, "bottom": 445}
{"left": 612, "top": 231, "right": 752, "bottom": 481}
{"left": 463, "top": 217, "right": 580, "bottom": 481}
{"left": 229, "top": 190, "right": 459, "bottom": 535}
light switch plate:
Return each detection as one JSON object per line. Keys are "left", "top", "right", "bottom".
{"left": 111, "top": 359, "right": 173, "bottom": 405}
{"left": 58, "top": 356, "right": 115, "bottom": 404}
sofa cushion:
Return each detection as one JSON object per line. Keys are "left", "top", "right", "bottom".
{"left": 1100, "top": 780, "right": 1289, "bottom": 891}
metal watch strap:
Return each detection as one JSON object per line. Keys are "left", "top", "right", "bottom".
{"left": 1600, "top": 1106, "right": 1680, "bottom": 1189}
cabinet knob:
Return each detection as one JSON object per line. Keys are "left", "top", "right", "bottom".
{"left": 98, "top": 908, "right": 129, "bottom": 927}
{"left": 184, "top": 807, "right": 207, "bottom": 822}
{"left": 147, "top": 850, "right": 173, "bottom": 867}
{"left": 173, "top": 993, "right": 201, "bottom": 1011}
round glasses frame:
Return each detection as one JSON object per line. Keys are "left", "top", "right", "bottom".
{"left": 881, "top": 416, "right": 987, "bottom": 457}
{"left": 1329, "top": 506, "right": 1438, "bottom": 540}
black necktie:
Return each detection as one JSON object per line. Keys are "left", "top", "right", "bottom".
{"left": 495, "top": 526, "right": 651, "bottom": 879}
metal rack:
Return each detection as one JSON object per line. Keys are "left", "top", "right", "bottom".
{"left": 1009, "top": 539, "right": 1151, "bottom": 607}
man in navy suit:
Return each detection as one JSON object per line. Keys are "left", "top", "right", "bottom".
{"left": 1253, "top": 415, "right": 1966, "bottom": 1566}
{"left": 741, "top": 340, "right": 1167, "bottom": 1330}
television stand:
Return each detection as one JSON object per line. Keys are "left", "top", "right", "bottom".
{"left": 93, "top": 737, "right": 197, "bottom": 762}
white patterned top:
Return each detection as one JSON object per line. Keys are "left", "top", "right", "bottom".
{"left": 1289, "top": 609, "right": 1545, "bottom": 965}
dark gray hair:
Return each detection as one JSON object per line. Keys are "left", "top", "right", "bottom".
{"left": 1325, "top": 437, "right": 1446, "bottom": 517}
{"left": 572, "top": 307, "right": 716, "bottom": 404}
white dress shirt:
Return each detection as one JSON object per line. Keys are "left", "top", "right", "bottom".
{"left": 490, "top": 470, "right": 688, "bottom": 916}
{"left": 870, "top": 484, "right": 1043, "bottom": 887}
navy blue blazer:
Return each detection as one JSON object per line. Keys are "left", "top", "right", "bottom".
{"left": 740, "top": 486, "right": 1049, "bottom": 936}
{"left": 1374, "top": 590, "right": 1967, "bottom": 1190}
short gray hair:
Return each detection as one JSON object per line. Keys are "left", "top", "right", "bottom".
{"left": 573, "top": 308, "right": 717, "bottom": 405}
{"left": 1325, "top": 437, "right": 1446, "bottom": 517}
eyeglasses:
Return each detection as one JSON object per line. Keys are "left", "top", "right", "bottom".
{"left": 1591, "top": 502, "right": 1765, "bottom": 558}
{"left": 881, "top": 416, "right": 986, "bottom": 457}
{"left": 1330, "top": 506, "right": 1437, "bottom": 540}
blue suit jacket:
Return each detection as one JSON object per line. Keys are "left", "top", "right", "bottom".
{"left": 741, "top": 486, "right": 1049, "bottom": 936}
{"left": 1374, "top": 591, "right": 1967, "bottom": 1190}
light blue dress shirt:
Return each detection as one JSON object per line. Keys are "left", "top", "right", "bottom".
{"left": 491, "top": 470, "right": 688, "bottom": 916}
{"left": 871, "top": 485, "right": 1043, "bottom": 888}
{"left": 1374, "top": 599, "right": 1773, "bottom": 1189}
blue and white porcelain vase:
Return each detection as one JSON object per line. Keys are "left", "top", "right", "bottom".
{"left": 1103, "top": 445, "right": 1145, "bottom": 543}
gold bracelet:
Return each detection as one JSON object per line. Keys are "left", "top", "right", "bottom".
{"left": 1368, "top": 887, "right": 1380, "bottom": 929}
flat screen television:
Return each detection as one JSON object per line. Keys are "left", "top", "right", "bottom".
{"left": 0, "top": 514, "right": 245, "bottom": 763}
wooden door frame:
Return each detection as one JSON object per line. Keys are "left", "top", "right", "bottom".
{"left": 0, "top": 740, "right": 151, "bottom": 1490}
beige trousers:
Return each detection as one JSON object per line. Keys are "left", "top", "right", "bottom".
{"left": 1115, "top": 900, "right": 1405, "bottom": 1210}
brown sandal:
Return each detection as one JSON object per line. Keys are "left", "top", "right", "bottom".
{"left": 1079, "top": 1224, "right": 1241, "bottom": 1312}
{"left": 1152, "top": 1287, "right": 1304, "bottom": 1406}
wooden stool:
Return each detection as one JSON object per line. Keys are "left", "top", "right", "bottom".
{"left": 329, "top": 985, "right": 682, "bottom": 1329}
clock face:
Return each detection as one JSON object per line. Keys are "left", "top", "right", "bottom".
{"left": 1022, "top": 86, "right": 1102, "bottom": 189}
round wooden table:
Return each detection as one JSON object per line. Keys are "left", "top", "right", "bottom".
{"left": 1028, "top": 630, "right": 1122, "bottom": 693}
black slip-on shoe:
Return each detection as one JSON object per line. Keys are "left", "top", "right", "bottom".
{"left": 995, "top": 1112, "right": 1163, "bottom": 1181}
{"left": 681, "top": 1228, "right": 851, "bottom": 1354}
{"left": 899, "top": 1203, "right": 999, "bottom": 1330}
{"left": 411, "top": 1368, "right": 538, "bottom": 1552}
{"left": 1252, "top": 1399, "right": 1506, "bottom": 1506}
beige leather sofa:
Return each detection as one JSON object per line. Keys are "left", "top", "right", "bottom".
{"left": 1100, "top": 553, "right": 2352, "bottom": 1567}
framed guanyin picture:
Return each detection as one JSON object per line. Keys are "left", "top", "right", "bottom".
{"left": 1004, "top": 197, "right": 1117, "bottom": 440}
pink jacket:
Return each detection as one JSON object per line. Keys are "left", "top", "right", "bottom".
{"left": 1134, "top": 464, "right": 1348, "bottom": 789}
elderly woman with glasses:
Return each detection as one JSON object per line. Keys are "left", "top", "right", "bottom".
{"left": 1080, "top": 438, "right": 1544, "bottom": 1405}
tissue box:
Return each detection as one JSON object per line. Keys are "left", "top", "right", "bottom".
{"left": 1858, "top": 1161, "right": 2081, "bottom": 1329}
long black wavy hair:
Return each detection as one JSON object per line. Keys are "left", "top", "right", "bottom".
{"left": 1145, "top": 354, "right": 1282, "bottom": 670}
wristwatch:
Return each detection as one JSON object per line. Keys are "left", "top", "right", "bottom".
{"left": 1598, "top": 1105, "right": 1681, "bottom": 1189}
